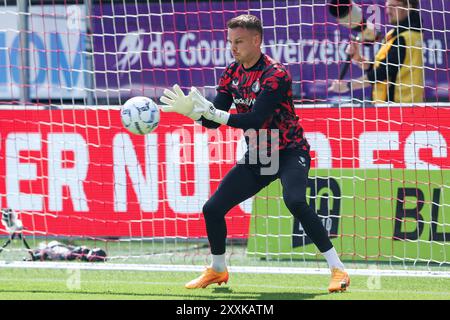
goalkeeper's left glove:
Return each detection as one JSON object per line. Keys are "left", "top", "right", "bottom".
{"left": 159, "top": 84, "right": 202, "bottom": 121}
{"left": 190, "top": 87, "right": 229, "bottom": 125}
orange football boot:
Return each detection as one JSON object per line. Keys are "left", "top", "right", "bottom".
{"left": 328, "top": 268, "right": 350, "bottom": 293}
{"left": 185, "top": 267, "right": 229, "bottom": 289}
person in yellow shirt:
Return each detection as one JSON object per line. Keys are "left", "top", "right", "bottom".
{"left": 330, "top": 0, "right": 424, "bottom": 104}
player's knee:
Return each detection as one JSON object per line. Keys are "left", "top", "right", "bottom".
{"left": 283, "top": 196, "right": 309, "bottom": 215}
{"left": 202, "top": 200, "right": 225, "bottom": 221}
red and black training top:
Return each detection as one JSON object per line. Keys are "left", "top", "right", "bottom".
{"left": 200, "top": 53, "right": 310, "bottom": 154}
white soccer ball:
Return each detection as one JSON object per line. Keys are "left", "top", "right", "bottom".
{"left": 121, "top": 96, "right": 160, "bottom": 135}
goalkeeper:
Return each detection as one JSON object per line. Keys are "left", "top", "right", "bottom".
{"left": 160, "top": 14, "right": 349, "bottom": 293}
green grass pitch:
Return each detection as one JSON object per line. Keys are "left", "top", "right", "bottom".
{"left": 0, "top": 267, "right": 448, "bottom": 300}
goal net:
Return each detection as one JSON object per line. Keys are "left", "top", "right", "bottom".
{"left": 0, "top": 0, "right": 448, "bottom": 272}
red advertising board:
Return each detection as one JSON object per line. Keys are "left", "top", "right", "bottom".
{"left": 0, "top": 105, "right": 449, "bottom": 238}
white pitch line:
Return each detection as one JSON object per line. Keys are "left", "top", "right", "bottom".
{"left": 0, "top": 261, "right": 449, "bottom": 278}
{"left": 0, "top": 277, "right": 449, "bottom": 297}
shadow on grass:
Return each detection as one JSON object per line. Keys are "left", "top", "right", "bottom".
{"left": 0, "top": 287, "right": 329, "bottom": 300}
{"left": 210, "top": 286, "right": 327, "bottom": 300}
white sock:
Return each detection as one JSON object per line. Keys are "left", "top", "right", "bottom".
{"left": 323, "top": 247, "right": 345, "bottom": 270}
{"left": 210, "top": 254, "right": 226, "bottom": 272}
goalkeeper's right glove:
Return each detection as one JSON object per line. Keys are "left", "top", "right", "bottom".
{"left": 190, "top": 87, "right": 229, "bottom": 125}
{"left": 159, "top": 84, "right": 202, "bottom": 121}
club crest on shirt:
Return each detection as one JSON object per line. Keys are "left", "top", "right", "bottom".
{"left": 232, "top": 78, "right": 239, "bottom": 87}
{"left": 298, "top": 156, "right": 306, "bottom": 167}
{"left": 251, "top": 80, "right": 260, "bottom": 93}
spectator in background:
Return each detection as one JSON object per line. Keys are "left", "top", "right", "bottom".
{"left": 329, "top": 0, "right": 424, "bottom": 104}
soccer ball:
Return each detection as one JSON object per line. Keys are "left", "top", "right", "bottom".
{"left": 121, "top": 96, "right": 160, "bottom": 135}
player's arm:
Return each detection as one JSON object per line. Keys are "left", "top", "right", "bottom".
{"left": 160, "top": 63, "right": 234, "bottom": 128}
{"left": 196, "top": 91, "right": 233, "bottom": 129}
{"left": 191, "top": 67, "right": 287, "bottom": 129}
{"left": 191, "top": 87, "right": 281, "bottom": 130}
{"left": 227, "top": 90, "right": 281, "bottom": 130}
{"left": 159, "top": 84, "right": 233, "bottom": 129}
{"left": 195, "top": 63, "right": 235, "bottom": 129}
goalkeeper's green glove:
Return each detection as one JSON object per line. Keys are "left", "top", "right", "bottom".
{"left": 190, "top": 87, "right": 229, "bottom": 125}
{"left": 159, "top": 84, "right": 202, "bottom": 121}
